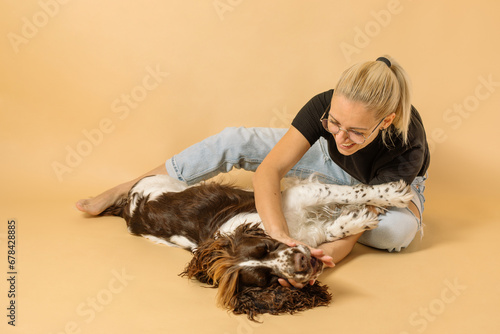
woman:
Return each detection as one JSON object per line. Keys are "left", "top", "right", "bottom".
{"left": 77, "top": 55, "right": 430, "bottom": 288}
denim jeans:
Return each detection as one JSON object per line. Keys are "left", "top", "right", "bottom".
{"left": 165, "top": 127, "right": 426, "bottom": 252}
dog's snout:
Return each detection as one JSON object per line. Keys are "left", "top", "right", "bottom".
{"left": 294, "top": 252, "right": 308, "bottom": 272}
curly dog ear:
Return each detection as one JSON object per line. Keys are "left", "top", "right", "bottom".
{"left": 229, "top": 282, "right": 332, "bottom": 321}
{"left": 180, "top": 234, "right": 243, "bottom": 309}
{"left": 180, "top": 235, "right": 234, "bottom": 284}
{"left": 180, "top": 223, "right": 266, "bottom": 284}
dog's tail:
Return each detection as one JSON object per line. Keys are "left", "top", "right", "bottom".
{"left": 100, "top": 196, "right": 128, "bottom": 218}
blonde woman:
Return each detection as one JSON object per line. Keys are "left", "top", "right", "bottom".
{"left": 77, "top": 56, "right": 429, "bottom": 288}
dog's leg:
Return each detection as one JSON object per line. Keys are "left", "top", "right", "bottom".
{"left": 323, "top": 206, "right": 379, "bottom": 242}
{"left": 141, "top": 234, "right": 198, "bottom": 251}
{"left": 282, "top": 180, "right": 413, "bottom": 211}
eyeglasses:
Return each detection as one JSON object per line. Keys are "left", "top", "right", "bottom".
{"left": 320, "top": 104, "right": 385, "bottom": 145}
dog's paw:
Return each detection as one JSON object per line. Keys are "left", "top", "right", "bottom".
{"left": 383, "top": 181, "right": 414, "bottom": 208}
{"left": 325, "top": 207, "right": 379, "bottom": 241}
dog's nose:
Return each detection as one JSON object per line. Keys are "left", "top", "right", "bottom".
{"left": 294, "top": 252, "right": 308, "bottom": 272}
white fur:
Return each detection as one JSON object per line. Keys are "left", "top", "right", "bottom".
{"left": 170, "top": 235, "right": 197, "bottom": 250}
{"left": 142, "top": 234, "right": 197, "bottom": 251}
{"left": 281, "top": 178, "right": 414, "bottom": 247}
{"left": 218, "top": 213, "right": 263, "bottom": 237}
{"left": 129, "top": 175, "right": 188, "bottom": 215}
{"left": 142, "top": 234, "right": 175, "bottom": 246}
{"left": 238, "top": 245, "right": 321, "bottom": 283}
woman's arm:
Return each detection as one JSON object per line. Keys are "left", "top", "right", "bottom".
{"left": 253, "top": 126, "right": 312, "bottom": 244}
{"left": 253, "top": 127, "right": 335, "bottom": 285}
{"left": 318, "top": 232, "right": 364, "bottom": 263}
{"left": 254, "top": 126, "right": 339, "bottom": 288}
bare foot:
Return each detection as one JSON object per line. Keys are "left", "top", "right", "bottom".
{"left": 76, "top": 164, "right": 170, "bottom": 215}
{"left": 76, "top": 185, "right": 129, "bottom": 215}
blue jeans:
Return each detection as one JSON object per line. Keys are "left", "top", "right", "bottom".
{"left": 165, "top": 127, "right": 426, "bottom": 252}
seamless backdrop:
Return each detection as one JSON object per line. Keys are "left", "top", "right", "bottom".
{"left": 1, "top": 1, "right": 499, "bottom": 333}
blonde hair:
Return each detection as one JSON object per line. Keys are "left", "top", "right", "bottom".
{"left": 334, "top": 55, "right": 412, "bottom": 146}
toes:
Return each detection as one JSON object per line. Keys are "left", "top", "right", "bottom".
{"left": 75, "top": 199, "right": 102, "bottom": 215}
{"left": 75, "top": 200, "right": 88, "bottom": 212}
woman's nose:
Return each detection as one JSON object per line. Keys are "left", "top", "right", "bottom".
{"left": 335, "top": 129, "right": 350, "bottom": 142}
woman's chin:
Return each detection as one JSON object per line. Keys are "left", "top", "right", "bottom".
{"left": 337, "top": 142, "right": 359, "bottom": 155}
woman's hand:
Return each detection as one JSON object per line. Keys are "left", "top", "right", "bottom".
{"left": 270, "top": 234, "right": 335, "bottom": 289}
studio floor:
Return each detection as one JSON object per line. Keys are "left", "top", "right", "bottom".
{"left": 2, "top": 1, "right": 500, "bottom": 333}
{"left": 1, "top": 172, "right": 499, "bottom": 334}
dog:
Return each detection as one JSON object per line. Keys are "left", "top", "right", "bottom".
{"left": 102, "top": 174, "right": 413, "bottom": 320}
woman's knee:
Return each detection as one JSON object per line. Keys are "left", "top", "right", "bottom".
{"left": 358, "top": 207, "right": 420, "bottom": 252}
{"left": 216, "top": 126, "right": 245, "bottom": 148}
{"left": 218, "top": 127, "right": 282, "bottom": 151}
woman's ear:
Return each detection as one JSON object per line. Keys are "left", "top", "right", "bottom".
{"left": 382, "top": 112, "right": 396, "bottom": 129}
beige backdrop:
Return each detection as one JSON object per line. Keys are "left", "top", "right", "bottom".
{"left": 1, "top": 1, "right": 499, "bottom": 333}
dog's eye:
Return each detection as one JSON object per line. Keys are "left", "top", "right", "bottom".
{"left": 265, "top": 240, "right": 279, "bottom": 252}
{"left": 253, "top": 244, "right": 270, "bottom": 258}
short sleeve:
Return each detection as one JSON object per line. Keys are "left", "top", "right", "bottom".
{"left": 291, "top": 90, "right": 333, "bottom": 146}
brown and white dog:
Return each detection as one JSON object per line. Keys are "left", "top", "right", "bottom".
{"left": 102, "top": 174, "right": 413, "bottom": 320}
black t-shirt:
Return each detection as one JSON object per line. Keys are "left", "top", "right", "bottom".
{"left": 292, "top": 89, "right": 430, "bottom": 185}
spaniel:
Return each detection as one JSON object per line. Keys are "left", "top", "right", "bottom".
{"left": 102, "top": 174, "right": 413, "bottom": 320}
